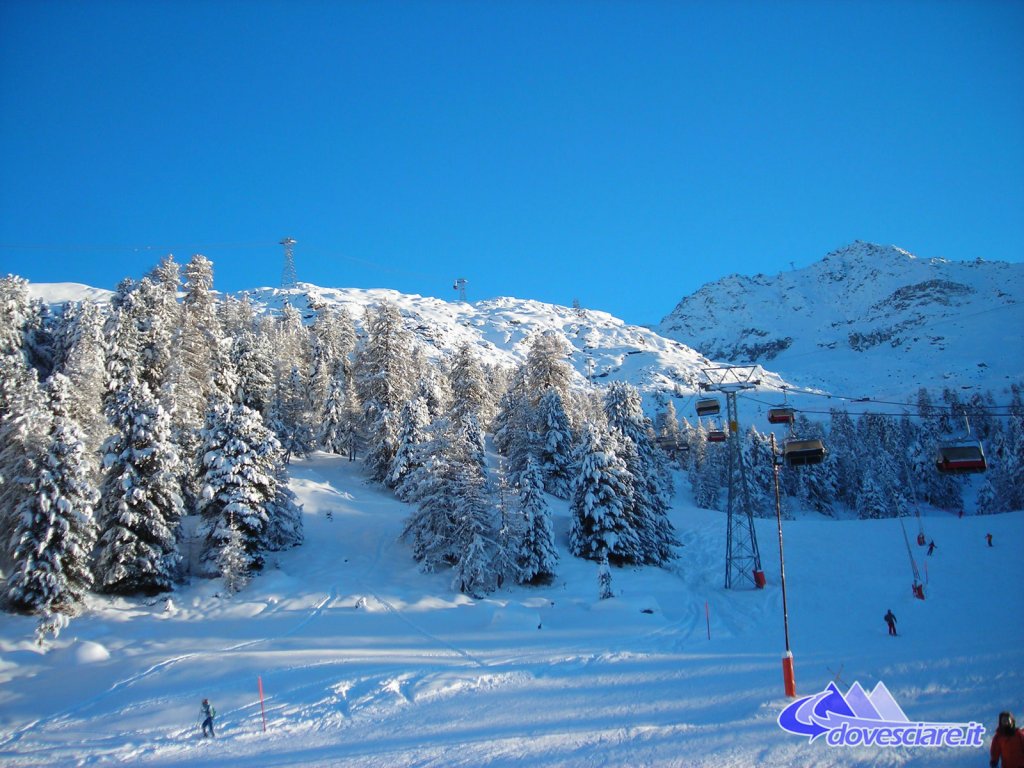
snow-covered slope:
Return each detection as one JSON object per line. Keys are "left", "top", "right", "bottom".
{"left": 237, "top": 285, "right": 788, "bottom": 398}
{"left": 657, "top": 242, "right": 1024, "bottom": 398}
{"left": 0, "top": 453, "right": 1020, "bottom": 767}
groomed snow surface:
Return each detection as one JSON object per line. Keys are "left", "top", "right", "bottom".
{"left": 1, "top": 453, "right": 1021, "bottom": 767}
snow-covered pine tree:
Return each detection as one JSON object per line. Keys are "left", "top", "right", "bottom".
{"left": 535, "top": 388, "right": 574, "bottom": 499}
{"left": 0, "top": 275, "right": 34, "bottom": 364}
{"left": 744, "top": 426, "right": 777, "bottom": 517}
{"left": 57, "top": 301, "right": 109, "bottom": 464}
{"left": 448, "top": 432, "right": 499, "bottom": 596}
{"left": 268, "top": 364, "right": 315, "bottom": 463}
{"left": 94, "top": 378, "right": 183, "bottom": 595}
{"left": 0, "top": 357, "right": 50, "bottom": 575}
{"left": 525, "top": 331, "right": 573, "bottom": 404}
{"left": 827, "top": 409, "right": 860, "bottom": 510}
{"left": 512, "top": 455, "right": 558, "bottom": 585}
{"left": 232, "top": 330, "right": 276, "bottom": 414}
{"left": 356, "top": 301, "right": 415, "bottom": 485}
{"left": 401, "top": 418, "right": 499, "bottom": 594}
{"left": 217, "top": 514, "right": 250, "bottom": 595}
{"left": 263, "top": 464, "right": 304, "bottom": 551}
{"left": 856, "top": 465, "right": 891, "bottom": 520}
{"left": 449, "top": 343, "right": 489, "bottom": 428}
{"left": 692, "top": 422, "right": 726, "bottom": 510}
{"left": 5, "top": 374, "right": 98, "bottom": 622}
{"left": 390, "top": 396, "right": 432, "bottom": 500}
{"left": 318, "top": 372, "right": 353, "bottom": 454}
{"left": 197, "top": 399, "right": 281, "bottom": 574}
{"left": 604, "top": 381, "right": 677, "bottom": 564}
{"left": 492, "top": 366, "right": 537, "bottom": 481}
{"left": 569, "top": 425, "right": 639, "bottom": 565}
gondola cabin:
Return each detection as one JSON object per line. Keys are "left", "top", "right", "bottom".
{"left": 707, "top": 429, "right": 728, "bottom": 443}
{"left": 768, "top": 407, "right": 795, "bottom": 424}
{"left": 935, "top": 443, "right": 986, "bottom": 474}
{"left": 783, "top": 438, "right": 825, "bottom": 466}
{"left": 695, "top": 398, "right": 721, "bottom": 417}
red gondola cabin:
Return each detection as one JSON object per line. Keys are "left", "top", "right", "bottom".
{"left": 767, "top": 407, "right": 795, "bottom": 424}
{"left": 935, "top": 443, "right": 986, "bottom": 474}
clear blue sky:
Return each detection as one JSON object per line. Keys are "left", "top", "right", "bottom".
{"left": 1, "top": 0, "right": 1022, "bottom": 325}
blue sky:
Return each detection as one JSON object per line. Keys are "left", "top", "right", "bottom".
{"left": 1, "top": 0, "right": 1022, "bottom": 326}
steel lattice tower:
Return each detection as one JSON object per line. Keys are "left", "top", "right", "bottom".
{"left": 702, "top": 366, "right": 764, "bottom": 589}
{"left": 280, "top": 237, "right": 297, "bottom": 289}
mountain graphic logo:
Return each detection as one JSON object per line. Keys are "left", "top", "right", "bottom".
{"left": 777, "top": 681, "right": 985, "bottom": 749}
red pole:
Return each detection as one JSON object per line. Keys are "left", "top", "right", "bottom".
{"left": 258, "top": 676, "right": 267, "bottom": 733}
{"left": 771, "top": 433, "right": 796, "bottom": 698}
{"left": 705, "top": 600, "right": 711, "bottom": 640}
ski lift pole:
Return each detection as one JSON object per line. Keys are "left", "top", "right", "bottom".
{"left": 770, "top": 433, "right": 796, "bottom": 698}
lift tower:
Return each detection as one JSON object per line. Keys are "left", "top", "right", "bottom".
{"left": 701, "top": 365, "right": 764, "bottom": 589}
{"left": 280, "top": 238, "right": 297, "bottom": 289}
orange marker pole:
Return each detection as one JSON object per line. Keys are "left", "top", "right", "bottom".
{"left": 258, "top": 676, "right": 267, "bottom": 733}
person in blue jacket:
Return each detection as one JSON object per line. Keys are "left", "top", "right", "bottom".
{"left": 201, "top": 698, "right": 216, "bottom": 738}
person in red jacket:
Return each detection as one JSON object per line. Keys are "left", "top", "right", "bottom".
{"left": 990, "top": 711, "right": 1024, "bottom": 768}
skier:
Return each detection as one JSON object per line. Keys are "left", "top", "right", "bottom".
{"left": 201, "top": 698, "right": 216, "bottom": 738}
{"left": 927, "top": 540, "right": 936, "bottom": 556}
{"left": 884, "top": 609, "right": 897, "bottom": 637}
{"left": 987, "top": 533, "right": 994, "bottom": 547}
{"left": 990, "top": 711, "right": 1024, "bottom": 768}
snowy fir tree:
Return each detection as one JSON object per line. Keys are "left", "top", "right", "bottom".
{"left": 318, "top": 371, "right": 358, "bottom": 456}
{"left": 268, "top": 363, "right": 315, "bottom": 463}
{"left": 57, "top": 300, "right": 109, "bottom": 463}
{"left": 94, "top": 379, "right": 183, "bottom": 595}
{"left": 511, "top": 455, "right": 558, "bottom": 585}
{"left": 402, "top": 420, "right": 499, "bottom": 594}
{"left": 356, "top": 301, "right": 415, "bottom": 485}
{"left": 197, "top": 400, "right": 283, "bottom": 574}
{"left": 390, "top": 396, "right": 432, "bottom": 500}
{"left": 0, "top": 358, "right": 50, "bottom": 578}
{"left": 4, "top": 375, "right": 98, "bottom": 625}
{"left": 449, "top": 343, "right": 489, "bottom": 428}
{"left": 569, "top": 425, "right": 639, "bottom": 565}
{"left": 217, "top": 514, "right": 250, "bottom": 595}
{"left": 492, "top": 368, "right": 536, "bottom": 478}
{"left": 232, "top": 330, "right": 276, "bottom": 414}
{"left": 535, "top": 388, "right": 575, "bottom": 499}
{"left": 604, "top": 381, "right": 677, "bottom": 564}
{"left": 262, "top": 465, "right": 304, "bottom": 552}
{"left": 525, "top": 331, "right": 574, "bottom": 404}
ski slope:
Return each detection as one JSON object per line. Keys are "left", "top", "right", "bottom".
{"left": 0, "top": 452, "right": 1021, "bottom": 767}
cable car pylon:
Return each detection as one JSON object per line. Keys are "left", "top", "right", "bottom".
{"left": 701, "top": 366, "right": 765, "bottom": 590}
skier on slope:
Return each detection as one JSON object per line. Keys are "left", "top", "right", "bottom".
{"left": 990, "top": 711, "right": 1024, "bottom": 768}
{"left": 201, "top": 698, "right": 216, "bottom": 738}
{"left": 884, "top": 609, "right": 897, "bottom": 637}
{"left": 927, "top": 540, "right": 936, "bottom": 556}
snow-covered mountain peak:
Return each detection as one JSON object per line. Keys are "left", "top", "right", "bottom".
{"left": 658, "top": 242, "right": 1023, "bottom": 398}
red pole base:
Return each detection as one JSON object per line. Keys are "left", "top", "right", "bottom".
{"left": 782, "top": 653, "right": 796, "bottom": 698}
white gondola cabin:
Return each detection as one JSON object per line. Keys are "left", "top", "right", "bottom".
{"left": 935, "top": 442, "right": 986, "bottom": 474}
{"left": 768, "top": 407, "right": 795, "bottom": 424}
{"left": 695, "top": 398, "right": 721, "bottom": 417}
{"left": 783, "top": 438, "right": 825, "bottom": 466}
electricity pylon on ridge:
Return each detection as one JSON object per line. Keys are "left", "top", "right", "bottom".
{"left": 453, "top": 277, "right": 468, "bottom": 302}
{"left": 701, "top": 365, "right": 765, "bottom": 590}
{"left": 280, "top": 237, "right": 297, "bottom": 289}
